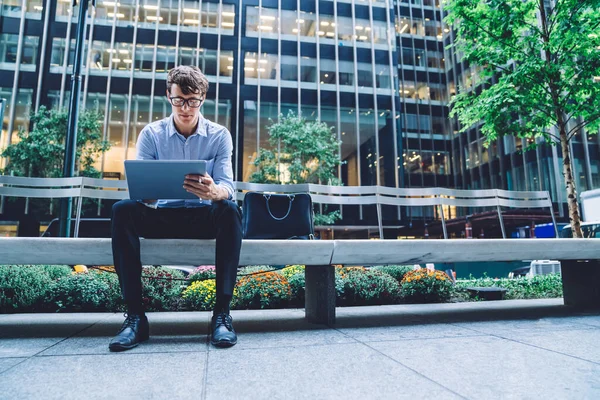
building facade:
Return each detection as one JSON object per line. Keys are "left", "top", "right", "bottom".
{"left": 0, "top": 0, "right": 597, "bottom": 234}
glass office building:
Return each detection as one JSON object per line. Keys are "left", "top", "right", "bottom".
{"left": 0, "top": 0, "right": 597, "bottom": 230}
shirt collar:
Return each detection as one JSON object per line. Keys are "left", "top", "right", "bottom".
{"left": 168, "top": 113, "right": 207, "bottom": 138}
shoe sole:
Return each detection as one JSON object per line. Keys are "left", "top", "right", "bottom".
{"left": 211, "top": 338, "right": 237, "bottom": 348}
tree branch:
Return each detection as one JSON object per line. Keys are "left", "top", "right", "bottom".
{"left": 458, "top": 12, "right": 528, "bottom": 57}
{"left": 567, "top": 114, "right": 600, "bottom": 141}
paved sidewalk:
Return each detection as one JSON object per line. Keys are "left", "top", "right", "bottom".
{"left": 1, "top": 298, "right": 600, "bottom": 399}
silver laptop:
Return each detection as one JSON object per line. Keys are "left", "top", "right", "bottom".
{"left": 124, "top": 160, "right": 207, "bottom": 200}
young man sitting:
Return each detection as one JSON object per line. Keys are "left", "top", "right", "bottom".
{"left": 109, "top": 65, "right": 242, "bottom": 351}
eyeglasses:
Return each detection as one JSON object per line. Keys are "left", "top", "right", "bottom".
{"left": 169, "top": 97, "right": 203, "bottom": 108}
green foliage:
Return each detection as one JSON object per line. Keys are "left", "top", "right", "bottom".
{"left": 249, "top": 111, "right": 343, "bottom": 225}
{"left": 2, "top": 106, "right": 111, "bottom": 178}
{"left": 313, "top": 210, "right": 342, "bottom": 226}
{"left": 373, "top": 265, "right": 415, "bottom": 282}
{"left": 237, "top": 265, "right": 276, "bottom": 276}
{"left": 250, "top": 111, "right": 342, "bottom": 185}
{"left": 279, "top": 265, "right": 306, "bottom": 306}
{"left": 445, "top": 0, "right": 600, "bottom": 145}
{"left": 400, "top": 269, "right": 454, "bottom": 303}
{"left": 45, "top": 271, "right": 122, "bottom": 312}
{"left": 279, "top": 265, "right": 305, "bottom": 279}
{"left": 141, "top": 266, "right": 186, "bottom": 311}
{"left": 287, "top": 273, "right": 306, "bottom": 306}
{"left": 182, "top": 279, "right": 219, "bottom": 311}
{"left": 336, "top": 267, "right": 401, "bottom": 306}
{"left": 233, "top": 272, "right": 292, "bottom": 309}
{"left": 444, "top": 0, "right": 600, "bottom": 238}
{"left": 455, "top": 274, "right": 563, "bottom": 300}
{"left": 42, "top": 265, "right": 73, "bottom": 280}
{"left": 187, "top": 266, "right": 216, "bottom": 283}
{"left": 0, "top": 265, "right": 61, "bottom": 313}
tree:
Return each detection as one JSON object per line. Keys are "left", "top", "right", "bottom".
{"left": 445, "top": 0, "right": 600, "bottom": 238}
{"left": 250, "top": 112, "right": 343, "bottom": 225}
{"left": 2, "top": 106, "right": 110, "bottom": 178}
{"left": 1, "top": 106, "right": 110, "bottom": 220}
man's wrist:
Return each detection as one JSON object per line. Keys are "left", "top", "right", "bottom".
{"left": 216, "top": 185, "right": 229, "bottom": 201}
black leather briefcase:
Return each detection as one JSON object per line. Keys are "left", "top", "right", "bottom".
{"left": 242, "top": 192, "right": 314, "bottom": 240}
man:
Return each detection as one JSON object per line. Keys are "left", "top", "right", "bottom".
{"left": 109, "top": 65, "right": 241, "bottom": 351}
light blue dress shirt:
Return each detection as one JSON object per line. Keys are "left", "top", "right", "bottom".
{"left": 135, "top": 113, "right": 234, "bottom": 208}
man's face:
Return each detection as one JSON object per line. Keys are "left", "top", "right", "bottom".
{"left": 167, "top": 84, "right": 204, "bottom": 126}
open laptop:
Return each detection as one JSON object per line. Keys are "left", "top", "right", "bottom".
{"left": 124, "top": 160, "right": 207, "bottom": 200}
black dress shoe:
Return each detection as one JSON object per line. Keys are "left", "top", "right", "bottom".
{"left": 109, "top": 314, "right": 149, "bottom": 352}
{"left": 211, "top": 312, "right": 237, "bottom": 348}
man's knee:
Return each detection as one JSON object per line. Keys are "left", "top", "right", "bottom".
{"left": 112, "top": 200, "right": 140, "bottom": 223}
{"left": 213, "top": 200, "right": 241, "bottom": 223}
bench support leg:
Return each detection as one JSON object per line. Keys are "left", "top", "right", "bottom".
{"left": 561, "top": 260, "right": 600, "bottom": 309}
{"left": 305, "top": 265, "right": 336, "bottom": 325}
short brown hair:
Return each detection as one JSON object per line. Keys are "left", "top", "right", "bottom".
{"left": 167, "top": 66, "right": 209, "bottom": 97}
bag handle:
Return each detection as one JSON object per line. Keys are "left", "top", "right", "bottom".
{"left": 264, "top": 194, "right": 295, "bottom": 220}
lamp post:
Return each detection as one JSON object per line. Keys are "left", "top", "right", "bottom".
{"left": 59, "top": 0, "right": 95, "bottom": 238}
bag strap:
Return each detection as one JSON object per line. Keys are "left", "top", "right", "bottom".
{"left": 264, "top": 194, "right": 295, "bottom": 220}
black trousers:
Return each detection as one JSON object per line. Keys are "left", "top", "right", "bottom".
{"left": 111, "top": 199, "right": 242, "bottom": 311}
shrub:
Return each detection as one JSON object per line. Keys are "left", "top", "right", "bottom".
{"left": 237, "top": 265, "right": 276, "bottom": 277}
{"left": 0, "top": 265, "right": 62, "bottom": 313}
{"left": 45, "top": 271, "right": 122, "bottom": 312}
{"left": 337, "top": 268, "right": 400, "bottom": 306}
{"left": 183, "top": 279, "right": 221, "bottom": 311}
{"left": 401, "top": 269, "right": 454, "bottom": 303}
{"left": 287, "top": 273, "right": 306, "bottom": 306}
{"left": 43, "top": 265, "right": 73, "bottom": 280}
{"left": 455, "top": 274, "right": 563, "bottom": 300}
{"left": 141, "top": 266, "right": 186, "bottom": 311}
{"left": 280, "top": 265, "right": 305, "bottom": 279}
{"left": 279, "top": 265, "right": 306, "bottom": 306}
{"left": 187, "top": 265, "right": 216, "bottom": 283}
{"left": 335, "top": 266, "right": 365, "bottom": 297}
{"left": 234, "top": 272, "right": 292, "bottom": 309}
{"left": 373, "top": 265, "right": 415, "bottom": 282}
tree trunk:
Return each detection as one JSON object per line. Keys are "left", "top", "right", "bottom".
{"left": 558, "top": 122, "right": 583, "bottom": 238}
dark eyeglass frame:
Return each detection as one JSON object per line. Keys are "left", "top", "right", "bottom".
{"left": 169, "top": 97, "right": 203, "bottom": 108}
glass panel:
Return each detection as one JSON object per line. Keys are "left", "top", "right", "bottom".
{"left": 0, "top": 34, "right": 39, "bottom": 72}
{"left": 341, "top": 107, "right": 358, "bottom": 186}
{"left": 338, "top": 60, "right": 355, "bottom": 87}
{"left": 280, "top": 55, "right": 298, "bottom": 82}
{"left": 94, "top": 0, "right": 136, "bottom": 27}
{"left": 359, "top": 106, "right": 377, "bottom": 185}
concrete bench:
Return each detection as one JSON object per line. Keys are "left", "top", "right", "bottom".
{"left": 1, "top": 237, "right": 599, "bottom": 324}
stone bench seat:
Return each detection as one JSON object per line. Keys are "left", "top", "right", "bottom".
{"left": 1, "top": 237, "right": 599, "bottom": 324}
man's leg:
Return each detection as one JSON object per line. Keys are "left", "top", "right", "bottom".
{"left": 111, "top": 200, "right": 147, "bottom": 314}
{"left": 209, "top": 200, "right": 242, "bottom": 347}
{"left": 109, "top": 199, "right": 150, "bottom": 351}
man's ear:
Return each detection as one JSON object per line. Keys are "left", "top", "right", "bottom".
{"left": 166, "top": 89, "right": 170, "bottom": 98}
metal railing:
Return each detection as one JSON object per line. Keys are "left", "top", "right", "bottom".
{"left": 0, "top": 176, "right": 557, "bottom": 239}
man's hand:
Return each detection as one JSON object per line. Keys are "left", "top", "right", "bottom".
{"left": 183, "top": 173, "right": 228, "bottom": 201}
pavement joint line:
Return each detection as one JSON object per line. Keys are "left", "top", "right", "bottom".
{"left": 331, "top": 326, "right": 471, "bottom": 400}
{"left": 344, "top": 333, "right": 488, "bottom": 344}
{"left": 444, "top": 322, "right": 600, "bottom": 366}
{"left": 0, "top": 314, "right": 114, "bottom": 376}
{"left": 201, "top": 318, "right": 210, "bottom": 400}
{"left": 204, "top": 339, "right": 363, "bottom": 353}
{"left": 32, "top": 349, "right": 210, "bottom": 358}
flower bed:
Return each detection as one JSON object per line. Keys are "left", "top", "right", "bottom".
{"left": 0, "top": 263, "right": 565, "bottom": 313}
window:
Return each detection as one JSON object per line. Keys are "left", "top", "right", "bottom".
{"left": 0, "top": 34, "right": 39, "bottom": 71}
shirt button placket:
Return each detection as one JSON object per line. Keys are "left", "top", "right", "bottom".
{"left": 184, "top": 139, "right": 189, "bottom": 160}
